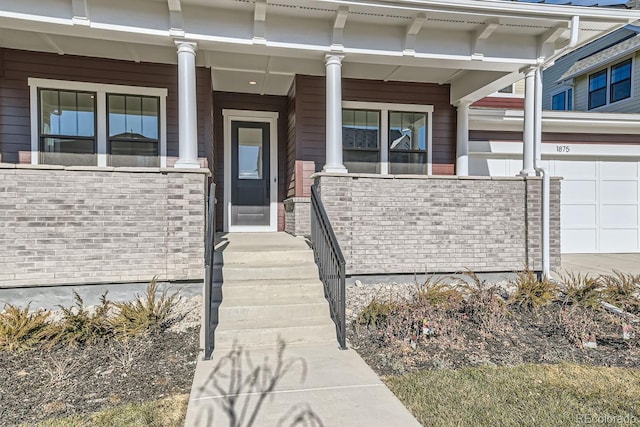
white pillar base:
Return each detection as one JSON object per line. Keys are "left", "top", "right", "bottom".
{"left": 174, "top": 159, "right": 201, "bottom": 169}
{"left": 323, "top": 165, "right": 348, "bottom": 174}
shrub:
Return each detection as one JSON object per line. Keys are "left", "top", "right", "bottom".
{"left": 0, "top": 304, "right": 50, "bottom": 351}
{"left": 415, "top": 279, "right": 463, "bottom": 309}
{"left": 558, "top": 272, "right": 603, "bottom": 310}
{"left": 458, "top": 272, "right": 507, "bottom": 333}
{"left": 110, "top": 277, "right": 179, "bottom": 337}
{"left": 509, "top": 270, "right": 558, "bottom": 311}
{"left": 600, "top": 271, "right": 640, "bottom": 313}
{"left": 356, "top": 298, "right": 398, "bottom": 327}
{"left": 39, "top": 292, "right": 112, "bottom": 348}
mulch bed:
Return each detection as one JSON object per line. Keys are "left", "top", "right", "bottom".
{"left": 349, "top": 303, "right": 640, "bottom": 377}
{"left": 0, "top": 328, "right": 199, "bottom": 426}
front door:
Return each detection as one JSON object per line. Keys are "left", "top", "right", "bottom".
{"left": 231, "top": 121, "right": 271, "bottom": 227}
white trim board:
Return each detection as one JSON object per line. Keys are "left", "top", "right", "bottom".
{"left": 222, "top": 109, "right": 279, "bottom": 233}
{"left": 28, "top": 78, "right": 168, "bottom": 167}
{"left": 470, "top": 140, "right": 640, "bottom": 159}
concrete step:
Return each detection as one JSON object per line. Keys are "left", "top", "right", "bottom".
{"left": 219, "top": 263, "right": 320, "bottom": 282}
{"left": 219, "top": 281, "right": 325, "bottom": 301}
{"left": 214, "top": 323, "right": 337, "bottom": 348}
{"left": 219, "top": 292, "right": 327, "bottom": 307}
{"left": 216, "top": 249, "right": 314, "bottom": 267}
{"left": 217, "top": 302, "right": 330, "bottom": 324}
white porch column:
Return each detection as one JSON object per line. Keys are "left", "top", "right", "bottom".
{"left": 520, "top": 67, "right": 536, "bottom": 176}
{"left": 175, "top": 41, "right": 200, "bottom": 168}
{"left": 534, "top": 67, "right": 543, "bottom": 163}
{"left": 323, "top": 54, "right": 347, "bottom": 173}
{"left": 456, "top": 101, "right": 471, "bottom": 176}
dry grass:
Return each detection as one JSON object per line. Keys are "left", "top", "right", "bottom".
{"left": 386, "top": 364, "right": 640, "bottom": 427}
{"left": 33, "top": 394, "right": 189, "bottom": 427}
{"left": 558, "top": 272, "right": 604, "bottom": 310}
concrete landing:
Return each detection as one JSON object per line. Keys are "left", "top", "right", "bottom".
{"left": 184, "top": 342, "right": 421, "bottom": 427}
{"left": 557, "top": 253, "right": 640, "bottom": 278}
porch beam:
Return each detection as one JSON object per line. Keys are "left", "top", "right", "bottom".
{"left": 253, "top": 0, "right": 267, "bottom": 45}
{"left": 175, "top": 41, "right": 200, "bottom": 169}
{"left": 332, "top": 6, "right": 349, "bottom": 51}
{"left": 472, "top": 19, "right": 499, "bottom": 60}
{"left": 456, "top": 100, "right": 471, "bottom": 176}
{"left": 403, "top": 13, "right": 425, "bottom": 56}
{"left": 168, "top": 0, "right": 185, "bottom": 37}
{"left": 324, "top": 54, "right": 347, "bottom": 174}
{"left": 520, "top": 66, "right": 537, "bottom": 177}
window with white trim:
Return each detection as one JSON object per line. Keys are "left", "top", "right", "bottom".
{"left": 588, "top": 58, "right": 633, "bottom": 110}
{"left": 551, "top": 88, "right": 573, "bottom": 111}
{"left": 341, "top": 102, "right": 433, "bottom": 175}
{"left": 29, "top": 78, "right": 167, "bottom": 167}
{"left": 39, "top": 89, "right": 97, "bottom": 166}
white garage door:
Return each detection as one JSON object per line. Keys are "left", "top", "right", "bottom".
{"left": 470, "top": 157, "right": 640, "bottom": 254}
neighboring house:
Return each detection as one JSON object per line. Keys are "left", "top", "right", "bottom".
{"left": 546, "top": 25, "right": 640, "bottom": 112}
{"left": 0, "top": 0, "right": 639, "bottom": 288}
{"left": 470, "top": 21, "right": 640, "bottom": 255}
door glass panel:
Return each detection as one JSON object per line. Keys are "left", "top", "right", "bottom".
{"left": 238, "top": 127, "right": 263, "bottom": 180}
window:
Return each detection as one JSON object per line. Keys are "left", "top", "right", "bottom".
{"left": 589, "top": 70, "right": 607, "bottom": 109}
{"left": 611, "top": 59, "right": 632, "bottom": 103}
{"left": 342, "top": 109, "right": 380, "bottom": 174}
{"left": 389, "top": 111, "right": 428, "bottom": 175}
{"left": 498, "top": 85, "right": 514, "bottom": 94}
{"left": 108, "top": 95, "right": 160, "bottom": 167}
{"left": 29, "top": 78, "right": 167, "bottom": 167}
{"left": 342, "top": 102, "right": 433, "bottom": 175}
{"left": 588, "top": 59, "right": 633, "bottom": 110}
{"left": 39, "top": 89, "right": 96, "bottom": 166}
{"left": 551, "top": 88, "right": 573, "bottom": 111}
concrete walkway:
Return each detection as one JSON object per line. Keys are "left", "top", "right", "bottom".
{"left": 184, "top": 342, "right": 421, "bottom": 426}
{"left": 557, "top": 253, "right": 640, "bottom": 278}
{"left": 185, "top": 232, "right": 420, "bottom": 426}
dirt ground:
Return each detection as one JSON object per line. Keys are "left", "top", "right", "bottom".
{"left": 349, "top": 303, "right": 640, "bottom": 377}
{"left": 0, "top": 325, "right": 199, "bottom": 426}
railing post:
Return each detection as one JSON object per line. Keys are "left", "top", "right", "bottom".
{"left": 203, "top": 182, "right": 216, "bottom": 360}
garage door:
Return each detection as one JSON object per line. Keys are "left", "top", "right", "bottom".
{"left": 470, "top": 157, "right": 640, "bottom": 254}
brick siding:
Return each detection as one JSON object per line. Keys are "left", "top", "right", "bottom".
{"left": 0, "top": 165, "right": 208, "bottom": 287}
{"left": 315, "top": 174, "right": 561, "bottom": 275}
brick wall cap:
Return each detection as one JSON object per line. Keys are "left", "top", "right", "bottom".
{"left": 0, "top": 163, "right": 17, "bottom": 169}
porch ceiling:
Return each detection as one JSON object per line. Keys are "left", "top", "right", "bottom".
{"left": 0, "top": 0, "right": 638, "bottom": 101}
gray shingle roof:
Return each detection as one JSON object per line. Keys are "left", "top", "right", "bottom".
{"left": 559, "top": 34, "right": 640, "bottom": 81}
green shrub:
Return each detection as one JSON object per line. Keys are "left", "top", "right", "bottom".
{"left": 509, "top": 270, "right": 558, "bottom": 311}
{"left": 39, "top": 292, "right": 112, "bottom": 348}
{"left": 558, "top": 272, "right": 603, "bottom": 310}
{"left": 356, "top": 298, "right": 398, "bottom": 327}
{"left": 0, "top": 304, "right": 50, "bottom": 351}
{"left": 110, "top": 277, "right": 179, "bottom": 337}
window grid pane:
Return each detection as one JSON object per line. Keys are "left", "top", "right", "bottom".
{"left": 342, "top": 109, "right": 380, "bottom": 174}
{"left": 107, "top": 94, "right": 160, "bottom": 167}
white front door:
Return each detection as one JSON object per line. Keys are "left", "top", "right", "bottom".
{"left": 223, "top": 110, "right": 278, "bottom": 232}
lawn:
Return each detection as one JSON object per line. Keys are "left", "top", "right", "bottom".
{"left": 385, "top": 363, "right": 640, "bottom": 427}
{"left": 32, "top": 394, "right": 189, "bottom": 427}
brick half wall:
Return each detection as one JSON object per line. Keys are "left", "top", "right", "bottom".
{"left": 315, "top": 174, "right": 561, "bottom": 275}
{"left": 0, "top": 165, "right": 208, "bottom": 287}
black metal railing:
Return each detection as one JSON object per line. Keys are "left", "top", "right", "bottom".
{"left": 203, "top": 182, "right": 216, "bottom": 360}
{"left": 310, "top": 184, "right": 347, "bottom": 350}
